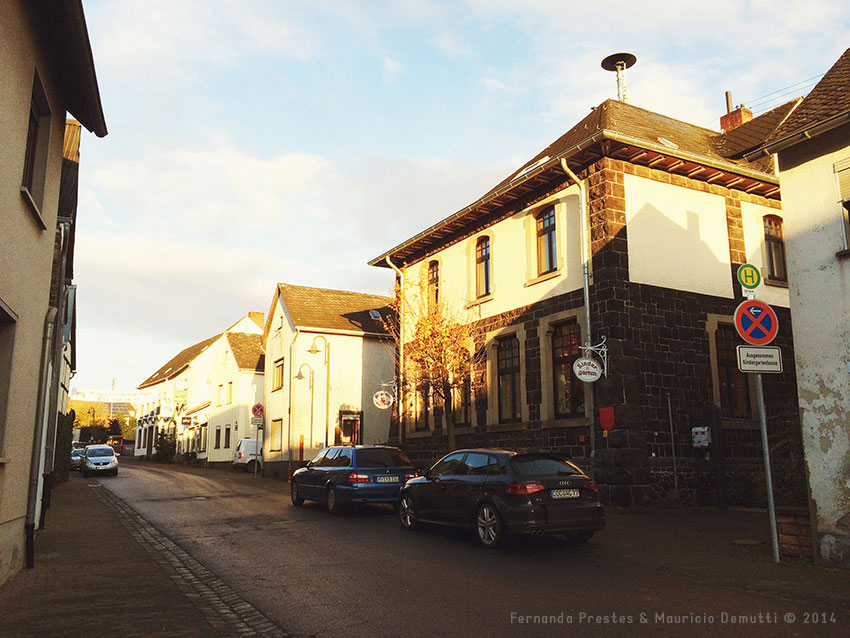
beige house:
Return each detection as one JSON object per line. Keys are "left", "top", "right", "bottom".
{"left": 745, "top": 47, "right": 850, "bottom": 567}
{"left": 371, "top": 95, "right": 805, "bottom": 509}
{"left": 0, "top": 0, "right": 106, "bottom": 587}
{"left": 262, "top": 284, "right": 395, "bottom": 478}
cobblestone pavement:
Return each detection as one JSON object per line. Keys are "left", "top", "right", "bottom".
{"left": 0, "top": 475, "right": 288, "bottom": 638}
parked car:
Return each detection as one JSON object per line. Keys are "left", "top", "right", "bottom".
{"left": 70, "top": 448, "right": 84, "bottom": 471}
{"left": 398, "top": 448, "right": 604, "bottom": 548}
{"left": 232, "top": 438, "right": 262, "bottom": 473}
{"left": 290, "top": 445, "right": 417, "bottom": 514}
{"left": 80, "top": 444, "right": 119, "bottom": 477}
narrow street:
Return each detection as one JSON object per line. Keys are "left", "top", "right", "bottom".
{"left": 91, "top": 460, "right": 847, "bottom": 637}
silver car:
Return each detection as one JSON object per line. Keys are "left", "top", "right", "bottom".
{"left": 70, "top": 448, "right": 84, "bottom": 471}
{"left": 81, "top": 445, "right": 119, "bottom": 477}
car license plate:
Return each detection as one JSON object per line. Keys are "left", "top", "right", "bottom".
{"left": 550, "top": 488, "right": 580, "bottom": 499}
{"left": 376, "top": 475, "right": 399, "bottom": 483}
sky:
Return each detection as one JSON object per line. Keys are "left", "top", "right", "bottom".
{"left": 72, "top": 0, "right": 850, "bottom": 392}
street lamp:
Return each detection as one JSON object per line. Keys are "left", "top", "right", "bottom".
{"left": 307, "top": 336, "right": 331, "bottom": 446}
{"left": 294, "top": 363, "right": 314, "bottom": 448}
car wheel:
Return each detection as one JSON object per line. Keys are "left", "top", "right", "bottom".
{"left": 566, "top": 531, "right": 594, "bottom": 543}
{"left": 398, "top": 493, "right": 417, "bottom": 530}
{"left": 326, "top": 486, "right": 341, "bottom": 514}
{"left": 476, "top": 503, "right": 503, "bottom": 549}
{"left": 290, "top": 480, "right": 304, "bottom": 506}
{"left": 246, "top": 460, "right": 258, "bottom": 473}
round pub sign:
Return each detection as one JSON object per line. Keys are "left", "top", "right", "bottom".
{"left": 572, "top": 357, "right": 603, "bottom": 383}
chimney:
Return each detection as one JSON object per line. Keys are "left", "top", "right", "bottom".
{"left": 720, "top": 91, "right": 753, "bottom": 132}
{"left": 248, "top": 312, "right": 264, "bottom": 329}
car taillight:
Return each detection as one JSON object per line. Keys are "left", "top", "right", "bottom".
{"left": 348, "top": 472, "right": 369, "bottom": 484}
{"left": 584, "top": 481, "right": 599, "bottom": 492}
{"left": 404, "top": 471, "right": 420, "bottom": 481}
{"left": 507, "top": 482, "right": 545, "bottom": 495}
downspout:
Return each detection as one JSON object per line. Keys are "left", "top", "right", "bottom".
{"left": 385, "top": 256, "right": 404, "bottom": 444}
{"left": 41, "top": 223, "right": 71, "bottom": 524}
{"left": 26, "top": 307, "right": 57, "bottom": 568}
{"left": 560, "top": 159, "right": 596, "bottom": 480}
{"left": 287, "top": 328, "right": 300, "bottom": 479}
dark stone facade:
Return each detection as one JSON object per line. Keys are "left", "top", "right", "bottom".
{"left": 392, "top": 157, "right": 807, "bottom": 509}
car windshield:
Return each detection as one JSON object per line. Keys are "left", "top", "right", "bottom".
{"left": 511, "top": 454, "right": 583, "bottom": 477}
{"left": 356, "top": 448, "right": 411, "bottom": 468}
{"left": 71, "top": 449, "right": 83, "bottom": 457}
{"left": 87, "top": 448, "right": 115, "bottom": 458}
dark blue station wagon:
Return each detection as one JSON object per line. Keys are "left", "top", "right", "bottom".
{"left": 290, "top": 445, "right": 417, "bottom": 514}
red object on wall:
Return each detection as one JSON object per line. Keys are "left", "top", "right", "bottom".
{"left": 599, "top": 407, "right": 614, "bottom": 431}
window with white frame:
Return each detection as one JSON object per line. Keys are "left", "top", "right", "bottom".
{"left": 763, "top": 215, "right": 787, "bottom": 282}
{"left": 271, "top": 418, "right": 282, "bottom": 451}
{"left": 835, "top": 159, "right": 850, "bottom": 251}
{"left": 273, "top": 358, "right": 284, "bottom": 391}
{"left": 21, "top": 72, "right": 51, "bottom": 225}
{"left": 475, "top": 237, "right": 491, "bottom": 298}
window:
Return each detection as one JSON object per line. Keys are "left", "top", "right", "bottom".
{"left": 460, "top": 452, "right": 491, "bottom": 475}
{"left": 427, "top": 261, "right": 439, "bottom": 312}
{"left": 716, "top": 325, "right": 751, "bottom": 419}
{"left": 334, "top": 448, "right": 353, "bottom": 467}
{"left": 835, "top": 161, "right": 850, "bottom": 251}
{"left": 552, "top": 321, "right": 584, "bottom": 418}
{"left": 270, "top": 418, "right": 282, "bottom": 451}
{"left": 200, "top": 424, "right": 207, "bottom": 452}
{"left": 414, "top": 382, "right": 430, "bottom": 431}
{"left": 216, "top": 385, "right": 222, "bottom": 406}
{"left": 226, "top": 381, "right": 233, "bottom": 404}
{"left": 763, "top": 215, "right": 787, "bottom": 282}
{"left": 497, "top": 336, "right": 521, "bottom": 422}
{"left": 452, "top": 378, "right": 471, "bottom": 426}
{"left": 431, "top": 452, "right": 465, "bottom": 476}
{"left": 21, "top": 72, "right": 51, "bottom": 225}
{"left": 224, "top": 425, "right": 231, "bottom": 448}
{"left": 0, "top": 298, "right": 17, "bottom": 454}
{"left": 273, "top": 358, "right": 284, "bottom": 391}
{"left": 536, "top": 207, "right": 557, "bottom": 275}
{"left": 475, "top": 237, "right": 491, "bottom": 298}
{"left": 214, "top": 427, "right": 221, "bottom": 449}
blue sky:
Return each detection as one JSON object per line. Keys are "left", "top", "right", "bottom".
{"left": 73, "top": 0, "right": 850, "bottom": 392}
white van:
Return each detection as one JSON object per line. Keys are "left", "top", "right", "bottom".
{"left": 232, "top": 437, "right": 263, "bottom": 473}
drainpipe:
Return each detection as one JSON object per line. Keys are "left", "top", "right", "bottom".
{"left": 26, "top": 307, "right": 57, "bottom": 568}
{"left": 287, "top": 328, "right": 300, "bottom": 479}
{"left": 560, "top": 159, "right": 596, "bottom": 480}
{"left": 385, "top": 256, "right": 404, "bottom": 444}
{"left": 42, "top": 223, "right": 71, "bottom": 524}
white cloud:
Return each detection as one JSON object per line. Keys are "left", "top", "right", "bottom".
{"left": 382, "top": 57, "right": 406, "bottom": 84}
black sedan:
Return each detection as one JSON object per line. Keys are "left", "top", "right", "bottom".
{"left": 398, "top": 448, "right": 604, "bottom": 548}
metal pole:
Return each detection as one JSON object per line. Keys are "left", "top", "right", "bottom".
{"left": 755, "top": 373, "right": 780, "bottom": 563}
{"left": 667, "top": 393, "right": 678, "bottom": 492}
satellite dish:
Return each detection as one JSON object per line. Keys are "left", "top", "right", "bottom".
{"left": 601, "top": 52, "right": 637, "bottom": 71}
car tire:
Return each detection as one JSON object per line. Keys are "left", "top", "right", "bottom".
{"left": 326, "top": 486, "right": 341, "bottom": 515}
{"left": 398, "top": 493, "right": 417, "bottom": 530}
{"left": 246, "top": 460, "right": 259, "bottom": 473}
{"left": 290, "top": 480, "right": 304, "bottom": 506}
{"left": 566, "top": 531, "right": 594, "bottom": 544}
{"left": 476, "top": 503, "right": 503, "bottom": 549}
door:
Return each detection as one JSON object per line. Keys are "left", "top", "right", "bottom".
{"left": 338, "top": 412, "right": 361, "bottom": 445}
{"left": 453, "top": 452, "right": 492, "bottom": 523}
{"left": 419, "top": 452, "right": 466, "bottom": 521}
{"left": 299, "top": 448, "right": 330, "bottom": 498}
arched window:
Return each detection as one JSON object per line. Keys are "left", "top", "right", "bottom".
{"left": 427, "top": 261, "right": 439, "bottom": 312}
{"left": 536, "top": 207, "right": 557, "bottom": 275}
{"left": 475, "top": 237, "right": 491, "bottom": 298}
{"left": 763, "top": 215, "right": 787, "bottom": 282}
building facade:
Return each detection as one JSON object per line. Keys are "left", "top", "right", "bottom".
{"left": 0, "top": 0, "right": 106, "bottom": 587}
{"left": 372, "top": 98, "right": 806, "bottom": 509}
{"left": 262, "top": 284, "right": 395, "bottom": 478}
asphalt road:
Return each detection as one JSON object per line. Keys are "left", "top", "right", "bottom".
{"left": 98, "top": 462, "right": 847, "bottom": 638}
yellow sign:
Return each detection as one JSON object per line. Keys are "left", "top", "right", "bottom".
{"left": 737, "top": 263, "right": 761, "bottom": 289}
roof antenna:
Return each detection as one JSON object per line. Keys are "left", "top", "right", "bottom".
{"left": 601, "top": 52, "right": 637, "bottom": 103}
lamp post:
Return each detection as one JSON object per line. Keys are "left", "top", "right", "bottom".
{"left": 307, "top": 336, "right": 331, "bottom": 446}
{"left": 295, "top": 363, "right": 314, "bottom": 448}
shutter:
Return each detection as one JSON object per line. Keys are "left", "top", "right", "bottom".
{"left": 834, "top": 158, "right": 850, "bottom": 201}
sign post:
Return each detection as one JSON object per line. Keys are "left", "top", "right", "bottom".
{"left": 251, "top": 404, "right": 264, "bottom": 477}
{"left": 734, "top": 294, "right": 780, "bottom": 564}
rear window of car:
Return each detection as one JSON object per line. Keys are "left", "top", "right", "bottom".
{"left": 71, "top": 449, "right": 83, "bottom": 456}
{"left": 356, "top": 448, "right": 411, "bottom": 468}
{"left": 87, "top": 448, "right": 115, "bottom": 458}
{"left": 511, "top": 454, "right": 583, "bottom": 477}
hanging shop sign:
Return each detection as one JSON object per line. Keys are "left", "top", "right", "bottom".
{"left": 573, "top": 357, "right": 603, "bottom": 383}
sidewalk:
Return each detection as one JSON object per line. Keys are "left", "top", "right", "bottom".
{"left": 0, "top": 459, "right": 287, "bottom": 638}
{"left": 1, "top": 458, "right": 846, "bottom": 637}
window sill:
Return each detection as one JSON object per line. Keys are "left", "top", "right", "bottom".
{"left": 405, "top": 430, "right": 433, "bottom": 439}
{"left": 764, "top": 278, "right": 788, "bottom": 288}
{"left": 524, "top": 269, "right": 561, "bottom": 288}
{"left": 20, "top": 187, "right": 47, "bottom": 230}
{"left": 540, "top": 417, "right": 590, "bottom": 429}
{"left": 836, "top": 248, "right": 850, "bottom": 260}
{"left": 466, "top": 294, "right": 493, "bottom": 310}
{"left": 0, "top": 457, "right": 10, "bottom": 464}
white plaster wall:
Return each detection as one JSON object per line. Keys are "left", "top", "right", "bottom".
{"left": 625, "top": 174, "right": 732, "bottom": 298}
{"left": 263, "top": 297, "right": 291, "bottom": 462}
{"left": 779, "top": 143, "right": 850, "bottom": 553}
{"left": 740, "top": 201, "right": 790, "bottom": 308}
{"left": 360, "top": 337, "right": 395, "bottom": 444}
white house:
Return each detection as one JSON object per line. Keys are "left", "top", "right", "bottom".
{"left": 262, "top": 284, "right": 395, "bottom": 478}
{"left": 745, "top": 47, "right": 850, "bottom": 567}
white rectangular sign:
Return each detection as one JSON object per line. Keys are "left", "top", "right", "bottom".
{"left": 250, "top": 416, "right": 264, "bottom": 426}
{"left": 737, "top": 345, "right": 783, "bottom": 373}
